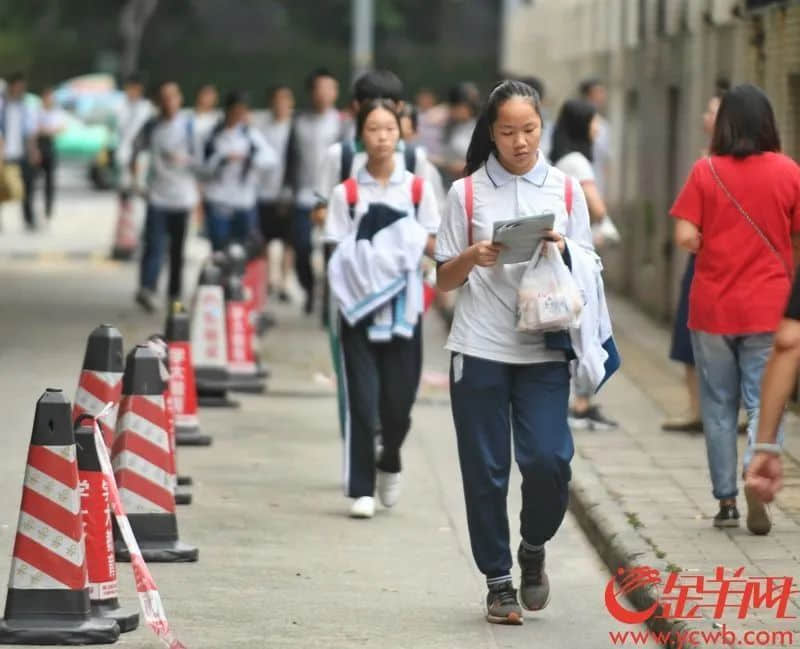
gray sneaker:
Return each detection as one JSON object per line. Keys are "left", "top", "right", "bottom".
{"left": 486, "top": 582, "right": 523, "bottom": 625}
{"left": 518, "top": 544, "right": 550, "bottom": 611}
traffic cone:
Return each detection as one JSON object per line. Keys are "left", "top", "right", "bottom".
{"left": 0, "top": 389, "right": 120, "bottom": 644}
{"left": 112, "top": 346, "right": 198, "bottom": 562}
{"left": 146, "top": 335, "right": 192, "bottom": 506}
{"left": 242, "top": 235, "right": 273, "bottom": 336}
{"left": 75, "top": 415, "right": 139, "bottom": 633}
{"left": 225, "top": 273, "right": 266, "bottom": 394}
{"left": 110, "top": 196, "right": 137, "bottom": 261}
{"left": 165, "top": 303, "right": 212, "bottom": 447}
{"left": 73, "top": 325, "right": 124, "bottom": 450}
{"left": 191, "top": 261, "right": 238, "bottom": 408}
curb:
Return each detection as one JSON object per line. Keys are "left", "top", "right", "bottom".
{"left": 568, "top": 451, "right": 719, "bottom": 649}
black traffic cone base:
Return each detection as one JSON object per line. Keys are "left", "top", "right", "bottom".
{"left": 177, "top": 475, "right": 193, "bottom": 486}
{"left": 91, "top": 599, "right": 139, "bottom": 634}
{"left": 196, "top": 392, "right": 239, "bottom": 409}
{"left": 176, "top": 424, "right": 214, "bottom": 446}
{"left": 175, "top": 491, "right": 192, "bottom": 506}
{"left": 228, "top": 373, "right": 266, "bottom": 394}
{"left": 0, "top": 616, "right": 120, "bottom": 645}
{"left": 115, "top": 539, "right": 198, "bottom": 563}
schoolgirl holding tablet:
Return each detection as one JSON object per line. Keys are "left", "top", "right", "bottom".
{"left": 435, "top": 80, "right": 593, "bottom": 625}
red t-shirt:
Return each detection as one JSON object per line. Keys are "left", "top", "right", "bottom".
{"left": 670, "top": 153, "right": 800, "bottom": 335}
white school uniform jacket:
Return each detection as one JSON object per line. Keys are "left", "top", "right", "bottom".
{"left": 202, "top": 123, "right": 277, "bottom": 209}
{"left": 132, "top": 113, "right": 199, "bottom": 210}
{"left": 325, "top": 165, "right": 440, "bottom": 340}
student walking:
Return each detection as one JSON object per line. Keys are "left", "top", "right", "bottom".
{"left": 34, "top": 87, "right": 66, "bottom": 220}
{"left": 255, "top": 85, "right": 295, "bottom": 302}
{"left": 435, "top": 80, "right": 610, "bottom": 625}
{"left": 285, "top": 68, "right": 343, "bottom": 314}
{"left": 550, "top": 98, "right": 618, "bottom": 430}
{"left": 325, "top": 99, "right": 439, "bottom": 519}
{"left": 132, "top": 82, "right": 199, "bottom": 312}
{"left": 672, "top": 84, "right": 800, "bottom": 535}
{"left": 0, "top": 72, "right": 40, "bottom": 229}
{"left": 114, "top": 73, "right": 154, "bottom": 220}
{"left": 202, "top": 91, "right": 276, "bottom": 252}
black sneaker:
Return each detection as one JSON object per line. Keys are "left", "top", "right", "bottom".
{"left": 569, "top": 405, "right": 618, "bottom": 431}
{"left": 486, "top": 582, "right": 523, "bottom": 625}
{"left": 713, "top": 503, "right": 740, "bottom": 528}
{"left": 518, "top": 544, "right": 550, "bottom": 611}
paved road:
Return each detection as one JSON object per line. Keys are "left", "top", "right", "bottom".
{"left": 0, "top": 187, "right": 637, "bottom": 648}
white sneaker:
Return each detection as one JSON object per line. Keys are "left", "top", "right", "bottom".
{"left": 349, "top": 496, "right": 375, "bottom": 519}
{"left": 377, "top": 470, "right": 402, "bottom": 508}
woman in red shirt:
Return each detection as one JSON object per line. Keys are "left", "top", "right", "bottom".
{"left": 672, "top": 83, "right": 800, "bottom": 534}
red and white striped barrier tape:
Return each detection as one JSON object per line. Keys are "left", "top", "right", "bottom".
{"left": 92, "top": 403, "right": 187, "bottom": 649}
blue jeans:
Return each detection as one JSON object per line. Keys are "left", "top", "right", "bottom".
{"left": 450, "top": 355, "right": 573, "bottom": 581}
{"left": 691, "top": 331, "right": 784, "bottom": 500}
{"left": 205, "top": 201, "right": 257, "bottom": 252}
{"left": 139, "top": 204, "right": 189, "bottom": 299}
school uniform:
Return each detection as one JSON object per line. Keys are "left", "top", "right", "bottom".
{"left": 36, "top": 107, "right": 67, "bottom": 217}
{"left": 134, "top": 113, "right": 199, "bottom": 300}
{"left": 0, "top": 95, "right": 38, "bottom": 226}
{"left": 285, "top": 108, "right": 344, "bottom": 306}
{"left": 202, "top": 123, "right": 277, "bottom": 251}
{"left": 114, "top": 98, "right": 154, "bottom": 196}
{"left": 255, "top": 111, "right": 292, "bottom": 244}
{"left": 325, "top": 164, "right": 440, "bottom": 498}
{"left": 434, "top": 152, "right": 592, "bottom": 583}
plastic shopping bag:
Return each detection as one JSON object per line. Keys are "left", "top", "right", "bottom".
{"left": 517, "top": 241, "right": 583, "bottom": 333}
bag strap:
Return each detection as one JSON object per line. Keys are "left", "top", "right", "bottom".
{"left": 706, "top": 156, "right": 791, "bottom": 280}
{"left": 565, "top": 176, "right": 573, "bottom": 215}
{"left": 411, "top": 175, "right": 423, "bottom": 217}
{"left": 404, "top": 144, "right": 416, "bottom": 173}
{"left": 343, "top": 177, "right": 358, "bottom": 220}
{"left": 464, "top": 174, "right": 474, "bottom": 246}
{"left": 340, "top": 140, "right": 355, "bottom": 183}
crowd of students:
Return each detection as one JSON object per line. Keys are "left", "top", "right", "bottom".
{"left": 4, "top": 63, "right": 799, "bottom": 628}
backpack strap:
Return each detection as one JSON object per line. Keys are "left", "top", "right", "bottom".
{"left": 340, "top": 140, "right": 355, "bottom": 183}
{"left": 343, "top": 177, "right": 358, "bottom": 220}
{"left": 564, "top": 176, "right": 573, "bottom": 216}
{"left": 411, "top": 175, "right": 424, "bottom": 217}
{"left": 185, "top": 115, "right": 194, "bottom": 156}
{"left": 464, "top": 175, "right": 474, "bottom": 246}
{"left": 404, "top": 144, "right": 416, "bottom": 173}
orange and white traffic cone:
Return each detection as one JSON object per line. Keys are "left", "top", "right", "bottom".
{"left": 0, "top": 389, "right": 120, "bottom": 644}
{"left": 243, "top": 236, "right": 272, "bottom": 336}
{"left": 166, "top": 303, "right": 212, "bottom": 446}
{"left": 75, "top": 415, "right": 139, "bottom": 633}
{"left": 147, "top": 335, "right": 192, "bottom": 506}
{"left": 112, "top": 345, "right": 198, "bottom": 562}
{"left": 73, "top": 325, "right": 124, "bottom": 451}
{"left": 191, "top": 261, "right": 238, "bottom": 408}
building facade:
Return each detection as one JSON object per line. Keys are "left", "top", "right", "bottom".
{"left": 501, "top": 0, "right": 800, "bottom": 321}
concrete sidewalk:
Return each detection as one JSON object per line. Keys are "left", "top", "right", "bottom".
{"left": 571, "top": 294, "right": 800, "bottom": 645}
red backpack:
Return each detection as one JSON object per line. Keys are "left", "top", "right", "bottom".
{"left": 342, "top": 175, "right": 425, "bottom": 220}
{"left": 463, "top": 174, "right": 573, "bottom": 245}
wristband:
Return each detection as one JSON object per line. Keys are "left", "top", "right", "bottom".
{"left": 751, "top": 442, "right": 782, "bottom": 456}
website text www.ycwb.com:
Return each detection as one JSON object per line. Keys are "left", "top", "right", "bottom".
{"left": 609, "top": 625, "right": 794, "bottom": 648}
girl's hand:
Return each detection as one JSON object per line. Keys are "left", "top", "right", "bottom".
{"left": 470, "top": 240, "right": 503, "bottom": 267}
{"left": 543, "top": 229, "right": 566, "bottom": 253}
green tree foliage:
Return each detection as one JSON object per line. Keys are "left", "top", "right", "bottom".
{"left": 1, "top": 0, "right": 499, "bottom": 105}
